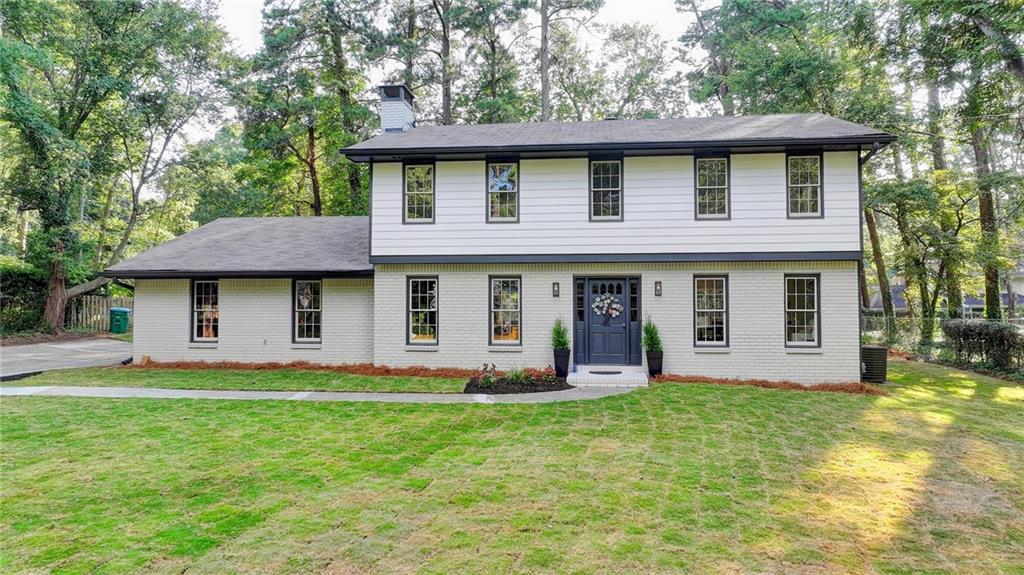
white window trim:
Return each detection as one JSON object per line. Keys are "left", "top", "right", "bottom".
{"left": 785, "top": 275, "right": 820, "bottom": 347}
{"left": 694, "top": 276, "right": 728, "bottom": 347}
{"left": 787, "top": 155, "right": 823, "bottom": 218}
{"left": 695, "top": 158, "right": 730, "bottom": 220}
{"left": 293, "top": 280, "right": 322, "bottom": 343}
{"left": 590, "top": 160, "right": 623, "bottom": 221}
{"left": 489, "top": 276, "right": 522, "bottom": 346}
{"left": 191, "top": 280, "right": 219, "bottom": 343}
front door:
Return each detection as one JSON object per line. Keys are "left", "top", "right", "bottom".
{"left": 586, "top": 278, "right": 629, "bottom": 364}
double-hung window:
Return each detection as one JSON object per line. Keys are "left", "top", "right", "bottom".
{"left": 695, "top": 158, "right": 729, "bottom": 219}
{"left": 408, "top": 277, "right": 438, "bottom": 344}
{"left": 490, "top": 277, "right": 521, "bottom": 345}
{"left": 191, "top": 280, "right": 219, "bottom": 342}
{"left": 590, "top": 160, "right": 622, "bottom": 221}
{"left": 694, "top": 276, "right": 728, "bottom": 346}
{"left": 404, "top": 164, "right": 435, "bottom": 223}
{"left": 785, "top": 275, "right": 819, "bottom": 346}
{"left": 487, "top": 162, "right": 519, "bottom": 222}
{"left": 294, "top": 280, "right": 321, "bottom": 342}
{"left": 787, "top": 155, "right": 822, "bottom": 217}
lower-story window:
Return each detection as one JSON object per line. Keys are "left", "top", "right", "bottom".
{"left": 408, "top": 277, "right": 438, "bottom": 344}
{"left": 294, "top": 280, "right": 322, "bottom": 342}
{"left": 694, "top": 276, "right": 728, "bottom": 346}
{"left": 785, "top": 274, "right": 820, "bottom": 346}
{"left": 191, "top": 280, "right": 219, "bottom": 342}
{"left": 490, "top": 276, "right": 521, "bottom": 345}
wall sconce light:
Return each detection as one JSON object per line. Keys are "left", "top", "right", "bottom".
{"left": 552, "top": 282, "right": 560, "bottom": 297}
{"left": 654, "top": 281, "right": 663, "bottom": 297}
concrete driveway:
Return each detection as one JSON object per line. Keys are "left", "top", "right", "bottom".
{"left": 1, "top": 338, "right": 132, "bottom": 380}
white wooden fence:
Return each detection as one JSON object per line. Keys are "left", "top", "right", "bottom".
{"left": 64, "top": 295, "right": 134, "bottom": 331}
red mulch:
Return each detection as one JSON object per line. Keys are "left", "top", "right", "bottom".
{"left": 652, "top": 373, "right": 888, "bottom": 396}
{"left": 129, "top": 359, "right": 481, "bottom": 379}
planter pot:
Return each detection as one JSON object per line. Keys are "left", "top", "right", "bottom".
{"left": 646, "top": 350, "right": 664, "bottom": 377}
{"left": 553, "top": 349, "right": 571, "bottom": 378}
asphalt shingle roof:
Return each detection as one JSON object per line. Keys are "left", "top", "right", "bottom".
{"left": 104, "top": 217, "right": 370, "bottom": 278}
{"left": 343, "top": 113, "right": 895, "bottom": 158}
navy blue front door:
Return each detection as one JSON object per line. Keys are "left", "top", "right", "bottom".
{"left": 587, "top": 278, "right": 629, "bottom": 364}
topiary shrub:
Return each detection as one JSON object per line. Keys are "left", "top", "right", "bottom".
{"left": 942, "top": 319, "right": 1024, "bottom": 370}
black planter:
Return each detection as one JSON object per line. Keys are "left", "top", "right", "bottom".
{"left": 553, "top": 348, "right": 571, "bottom": 378}
{"left": 646, "top": 350, "right": 664, "bottom": 377}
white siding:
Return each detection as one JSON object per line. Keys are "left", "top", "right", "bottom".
{"left": 133, "top": 278, "right": 373, "bottom": 364}
{"left": 373, "top": 262, "right": 860, "bottom": 384}
{"left": 371, "top": 152, "right": 860, "bottom": 256}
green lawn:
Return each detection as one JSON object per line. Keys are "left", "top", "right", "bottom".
{"left": 1, "top": 359, "right": 1021, "bottom": 574}
{"left": 12, "top": 366, "right": 467, "bottom": 393}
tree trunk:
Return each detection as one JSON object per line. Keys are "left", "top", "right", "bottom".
{"left": 433, "top": 0, "right": 453, "bottom": 125}
{"left": 859, "top": 265, "right": 870, "bottom": 309}
{"left": 926, "top": 81, "right": 947, "bottom": 170}
{"left": 307, "top": 125, "right": 323, "bottom": 216}
{"left": 17, "top": 210, "right": 29, "bottom": 257}
{"left": 865, "top": 208, "right": 896, "bottom": 340}
{"left": 403, "top": 0, "right": 417, "bottom": 86}
{"left": 1006, "top": 276, "right": 1017, "bottom": 319}
{"left": 540, "top": 0, "right": 551, "bottom": 122}
{"left": 972, "top": 16, "right": 1024, "bottom": 85}
{"left": 972, "top": 126, "right": 1001, "bottom": 319}
{"left": 347, "top": 165, "right": 362, "bottom": 213}
{"left": 42, "top": 242, "right": 69, "bottom": 334}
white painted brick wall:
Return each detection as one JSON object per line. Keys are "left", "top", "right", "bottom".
{"left": 134, "top": 278, "right": 373, "bottom": 364}
{"left": 373, "top": 262, "right": 860, "bottom": 383}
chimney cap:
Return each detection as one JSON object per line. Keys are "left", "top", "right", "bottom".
{"left": 378, "top": 84, "right": 414, "bottom": 107}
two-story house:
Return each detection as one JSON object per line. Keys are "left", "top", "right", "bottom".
{"left": 105, "top": 85, "right": 895, "bottom": 384}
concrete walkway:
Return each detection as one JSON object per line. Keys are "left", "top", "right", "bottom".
{"left": 0, "top": 384, "right": 634, "bottom": 404}
{"left": 0, "top": 338, "right": 132, "bottom": 380}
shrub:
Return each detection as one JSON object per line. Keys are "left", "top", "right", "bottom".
{"left": 506, "top": 365, "right": 531, "bottom": 385}
{"left": 476, "top": 363, "right": 498, "bottom": 387}
{"left": 942, "top": 319, "right": 1024, "bottom": 370}
{"left": 551, "top": 318, "right": 570, "bottom": 350}
{"left": 0, "top": 257, "right": 47, "bottom": 334}
{"left": 642, "top": 317, "right": 662, "bottom": 352}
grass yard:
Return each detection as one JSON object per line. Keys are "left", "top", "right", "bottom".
{"left": 11, "top": 366, "right": 467, "bottom": 394}
{"left": 1, "top": 359, "right": 1022, "bottom": 574}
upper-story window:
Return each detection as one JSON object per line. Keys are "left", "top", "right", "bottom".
{"left": 787, "top": 155, "right": 822, "bottom": 217}
{"left": 404, "top": 164, "right": 434, "bottom": 223}
{"left": 294, "top": 280, "right": 321, "bottom": 343}
{"left": 487, "top": 162, "right": 519, "bottom": 222}
{"left": 695, "top": 158, "right": 729, "bottom": 219}
{"left": 590, "top": 160, "right": 622, "bottom": 221}
{"left": 191, "top": 280, "right": 219, "bottom": 342}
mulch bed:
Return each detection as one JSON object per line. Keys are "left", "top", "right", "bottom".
{"left": 464, "top": 376, "right": 572, "bottom": 394}
{"left": 653, "top": 373, "right": 888, "bottom": 396}
{"left": 130, "top": 359, "right": 483, "bottom": 379}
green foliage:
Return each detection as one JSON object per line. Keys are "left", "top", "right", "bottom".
{"left": 0, "top": 256, "right": 47, "bottom": 333}
{"left": 642, "top": 317, "right": 663, "bottom": 352}
{"left": 551, "top": 318, "right": 570, "bottom": 350}
{"left": 505, "top": 365, "right": 531, "bottom": 385}
{"left": 942, "top": 319, "right": 1023, "bottom": 370}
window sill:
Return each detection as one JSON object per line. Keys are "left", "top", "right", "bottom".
{"left": 694, "top": 347, "right": 730, "bottom": 354}
{"left": 291, "top": 343, "right": 321, "bottom": 350}
{"left": 488, "top": 345, "right": 522, "bottom": 353}
{"left": 786, "top": 347, "right": 823, "bottom": 355}
{"left": 188, "top": 342, "right": 218, "bottom": 349}
{"left": 405, "top": 345, "right": 438, "bottom": 352}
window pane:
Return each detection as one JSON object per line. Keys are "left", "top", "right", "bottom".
{"left": 488, "top": 163, "right": 518, "bottom": 220}
{"left": 490, "top": 278, "right": 521, "bottom": 344}
{"left": 295, "top": 281, "right": 321, "bottom": 341}
{"left": 409, "top": 278, "right": 438, "bottom": 343}
{"left": 788, "top": 157, "right": 821, "bottom": 215}
{"left": 192, "top": 281, "right": 218, "bottom": 341}
{"left": 591, "top": 161, "right": 622, "bottom": 218}
{"left": 785, "top": 276, "right": 818, "bottom": 344}
{"left": 405, "top": 165, "right": 434, "bottom": 221}
{"left": 695, "top": 277, "right": 727, "bottom": 344}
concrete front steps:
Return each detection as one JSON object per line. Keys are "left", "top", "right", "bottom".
{"left": 567, "top": 364, "right": 649, "bottom": 388}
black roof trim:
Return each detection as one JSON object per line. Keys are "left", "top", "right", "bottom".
{"left": 370, "top": 251, "right": 862, "bottom": 265}
{"left": 101, "top": 270, "right": 374, "bottom": 279}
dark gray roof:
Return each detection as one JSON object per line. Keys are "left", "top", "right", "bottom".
{"left": 343, "top": 113, "right": 895, "bottom": 159}
{"left": 104, "top": 217, "right": 370, "bottom": 278}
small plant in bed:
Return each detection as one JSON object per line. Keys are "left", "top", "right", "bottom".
{"left": 464, "top": 363, "right": 572, "bottom": 394}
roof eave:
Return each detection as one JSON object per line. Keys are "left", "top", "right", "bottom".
{"left": 342, "top": 134, "right": 897, "bottom": 162}
{"left": 101, "top": 269, "right": 374, "bottom": 279}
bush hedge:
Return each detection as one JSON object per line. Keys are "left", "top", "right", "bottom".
{"left": 942, "top": 319, "right": 1024, "bottom": 370}
{"left": 0, "top": 257, "right": 48, "bottom": 334}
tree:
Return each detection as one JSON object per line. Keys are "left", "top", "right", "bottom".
{"left": 537, "top": 0, "right": 602, "bottom": 121}
{"left": 458, "top": 0, "right": 532, "bottom": 124}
